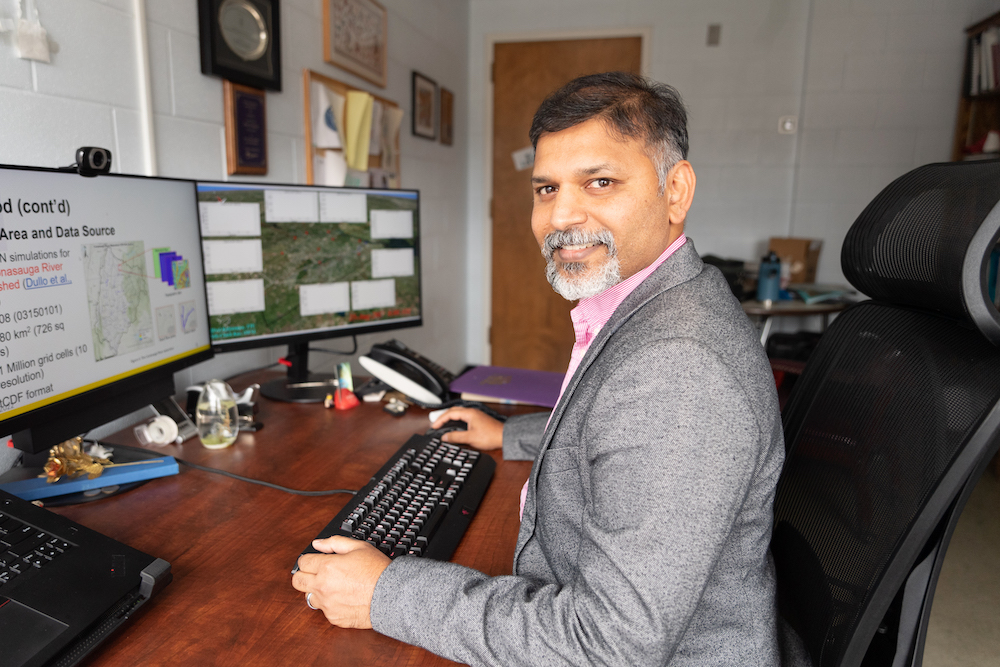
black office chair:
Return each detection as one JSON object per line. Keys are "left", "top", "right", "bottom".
{"left": 771, "top": 160, "right": 1000, "bottom": 667}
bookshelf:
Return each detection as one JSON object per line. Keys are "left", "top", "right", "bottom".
{"left": 952, "top": 10, "right": 1000, "bottom": 161}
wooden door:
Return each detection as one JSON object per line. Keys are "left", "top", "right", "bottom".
{"left": 491, "top": 37, "right": 642, "bottom": 372}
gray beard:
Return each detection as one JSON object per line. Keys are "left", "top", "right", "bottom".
{"left": 542, "top": 229, "right": 622, "bottom": 301}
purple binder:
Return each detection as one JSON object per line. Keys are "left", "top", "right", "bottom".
{"left": 449, "top": 366, "right": 565, "bottom": 408}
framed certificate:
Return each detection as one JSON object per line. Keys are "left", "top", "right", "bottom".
{"left": 412, "top": 71, "right": 437, "bottom": 140}
{"left": 199, "top": 0, "right": 282, "bottom": 91}
{"left": 323, "top": 0, "right": 388, "bottom": 88}
{"left": 440, "top": 87, "right": 454, "bottom": 146}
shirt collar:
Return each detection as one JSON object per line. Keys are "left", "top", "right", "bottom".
{"left": 570, "top": 234, "right": 687, "bottom": 344}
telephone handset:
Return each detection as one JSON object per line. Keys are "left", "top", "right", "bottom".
{"left": 358, "top": 340, "right": 456, "bottom": 407}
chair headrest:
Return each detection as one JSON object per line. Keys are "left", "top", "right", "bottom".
{"left": 841, "top": 160, "right": 1000, "bottom": 346}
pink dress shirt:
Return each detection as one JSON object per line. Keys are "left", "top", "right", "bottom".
{"left": 519, "top": 233, "right": 688, "bottom": 518}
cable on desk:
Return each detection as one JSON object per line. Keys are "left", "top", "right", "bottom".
{"left": 436, "top": 399, "right": 510, "bottom": 423}
{"left": 221, "top": 336, "right": 354, "bottom": 386}
{"left": 97, "top": 442, "right": 358, "bottom": 497}
{"left": 225, "top": 360, "right": 282, "bottom": 381}
{"left": 309, "top": 335, "right": 358, "bottom": 356}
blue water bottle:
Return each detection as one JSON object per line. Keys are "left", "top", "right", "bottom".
{"left": 757, "top": 251, "right": 781, "bottom": 303}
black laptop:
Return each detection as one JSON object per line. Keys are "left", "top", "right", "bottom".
{"left": 0, "top": 489, "right": 171, "bottom": 667}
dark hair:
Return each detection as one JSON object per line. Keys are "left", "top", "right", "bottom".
{"left": 529, "top": 72, "right": 688, "bottom": 191}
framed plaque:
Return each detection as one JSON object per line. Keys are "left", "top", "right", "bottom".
{"left": 412, "top": 71, "right": 437, "bottom": 140}
{"left": 440, "top": 87, "right": 454, "bottom": 146}
{"left": 199, "top": 0, "right": 282, "bottom": 91}
{"left": 224, "top": 80, "right": 268, "bottom": 175}
{"left": 323, "top": 0, "right": 388, "bottom": 88}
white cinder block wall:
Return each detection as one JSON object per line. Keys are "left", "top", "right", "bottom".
{"left": 0, "top": 0, "right": 470, "bottom": 389}
{"left": 791, "top": 0, "right": 1000, "bottom": 281}
{"left": 464, "top": 0, "right": 1000, "bottom": 363}
{"left": 2, "top": 0, "right": 999, "bottom": 387}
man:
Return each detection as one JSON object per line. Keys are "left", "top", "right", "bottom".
{"left": 293, "top": 72, "right": 785, "bottom": 666}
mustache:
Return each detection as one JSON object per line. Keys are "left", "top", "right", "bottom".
{"left": 541, "top": 229, "right": 617, "bottom": 262}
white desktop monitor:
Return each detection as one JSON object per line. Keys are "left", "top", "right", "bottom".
{"left": 0, "top": 165, "right": 213, "bottom": 454}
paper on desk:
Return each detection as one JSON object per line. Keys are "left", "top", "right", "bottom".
{"left": 312, "top": 82, "right": 344, "bottom": 149}
{"left": 344, "top": 91, "right": 373, "bottom": 172}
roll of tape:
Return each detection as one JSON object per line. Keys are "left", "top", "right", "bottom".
{"left": 146, "top": 415, "right": 179, "bottom": 445}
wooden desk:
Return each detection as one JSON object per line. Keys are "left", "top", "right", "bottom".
{"left": 50, "top": 372, "right": 536, "bottom": 666}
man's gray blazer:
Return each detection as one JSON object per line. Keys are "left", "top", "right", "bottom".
{"left": 371, "top": 241, "right": 785, "bottom": 666}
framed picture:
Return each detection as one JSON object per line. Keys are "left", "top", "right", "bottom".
{"left": 198, "top": 0, "right": 282, "bottom": 91}
{"left": 412, "top": 71, "right": 437, "bottom": 140}
{"left": 439, "top": 87, "right": 454, "bottom": 146}
{"left": 223, "top": 80, "right": 268, "bottom": 175}
{"left": 323, "top": 0, "right": 388, "bottom": 88}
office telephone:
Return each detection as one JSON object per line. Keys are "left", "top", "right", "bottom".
{"left": 358, "top": 340, "right": 456, "bottom": 407}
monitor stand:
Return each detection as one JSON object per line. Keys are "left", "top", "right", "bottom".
{"left": 260, "top": 343, "right": 337, "bottom": 403}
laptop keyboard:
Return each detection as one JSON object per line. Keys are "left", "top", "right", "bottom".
{"left": 0, "top": 511, "right": 73, "bottom": 588}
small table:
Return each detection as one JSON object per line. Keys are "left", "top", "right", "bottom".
{"left": 742, "top": 299, "right": 849, "bottom": 345}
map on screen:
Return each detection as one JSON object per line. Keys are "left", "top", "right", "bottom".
{"left": 197, "top": 183, "right": 420, "bottom": 348}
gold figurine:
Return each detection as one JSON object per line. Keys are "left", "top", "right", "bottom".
{"left": 41, "top": 437, "right": 112, "bottom": 484}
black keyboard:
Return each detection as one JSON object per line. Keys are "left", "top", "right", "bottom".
{"left": 295, "top": 433, "right": 496, "bottom": 566}
{"left": 0, "top": 510, "right": 74, "bottom": 588}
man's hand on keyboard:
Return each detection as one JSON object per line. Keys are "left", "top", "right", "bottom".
{"left": 292, "top": 536, "right": 390, "bottom": 629}
{"left": 431, "top": 407, "right": 503, "bottom": 450}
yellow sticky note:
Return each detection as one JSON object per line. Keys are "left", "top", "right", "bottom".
{"left": 344, "top": 91, "right": 373, "bottom": 172}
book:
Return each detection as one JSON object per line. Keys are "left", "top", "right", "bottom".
{"left": 982, "top": 28, "right": 1000, "bottom": 92}
{"left": 791, "top": 283, "right": 856, "bottom": 305}
{"left": 450, "top": 365, "right": 564, "bottom": 408}
{"left": 795, "top": 288, "right": 847, "bottom": 305}
{"left": 458, "top": 392, "right": 534, "bottom": 406}
{"left": 973, "top": 34, "right": 982, "bottom": 95}
{"left": 992, "top": 39, "right": 1000, "bottom": 89}
{"left": 983, "top": 30, "right": 994, "bottom": 92}
{"left": 0, "top": 456, "right": 179, "bottom": 501}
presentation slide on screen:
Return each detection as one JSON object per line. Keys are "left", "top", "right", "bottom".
{"left": 198, "top": 182, "right": 420, "bottom": 346}
{"left": 0, "top": 167, "right": 211, "bottom": 423}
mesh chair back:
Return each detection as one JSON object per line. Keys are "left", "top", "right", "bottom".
{"left": 772, "top": 161, "right": 1000, "bottom": 667}
{"left": 841, "top": 161, "right": 1000, "bottom": 344}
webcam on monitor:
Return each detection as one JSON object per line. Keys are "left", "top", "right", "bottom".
{"left": 74, "top": 146, "right": 112, "bottom": 177}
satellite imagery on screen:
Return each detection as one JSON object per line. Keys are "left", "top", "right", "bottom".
{"left": 197, "top": 185, "right": 420, "bottom": 345}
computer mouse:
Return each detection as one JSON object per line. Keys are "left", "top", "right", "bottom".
{"left": 440, "top": 419, "right": 468, "bottom": 433}
{"left": 426, "top": 419, "right": 468, "bottom": 438}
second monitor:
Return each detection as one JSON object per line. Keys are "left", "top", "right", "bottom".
{"left": 197, "top": 181, "right": 422, "bottom": 401}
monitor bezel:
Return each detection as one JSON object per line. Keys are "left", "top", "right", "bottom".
{"left": 0, "top": 163, "right": 214, "bottom": 446}
{"left": 196, "top": 180, "right": 424, "bottom": 354}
